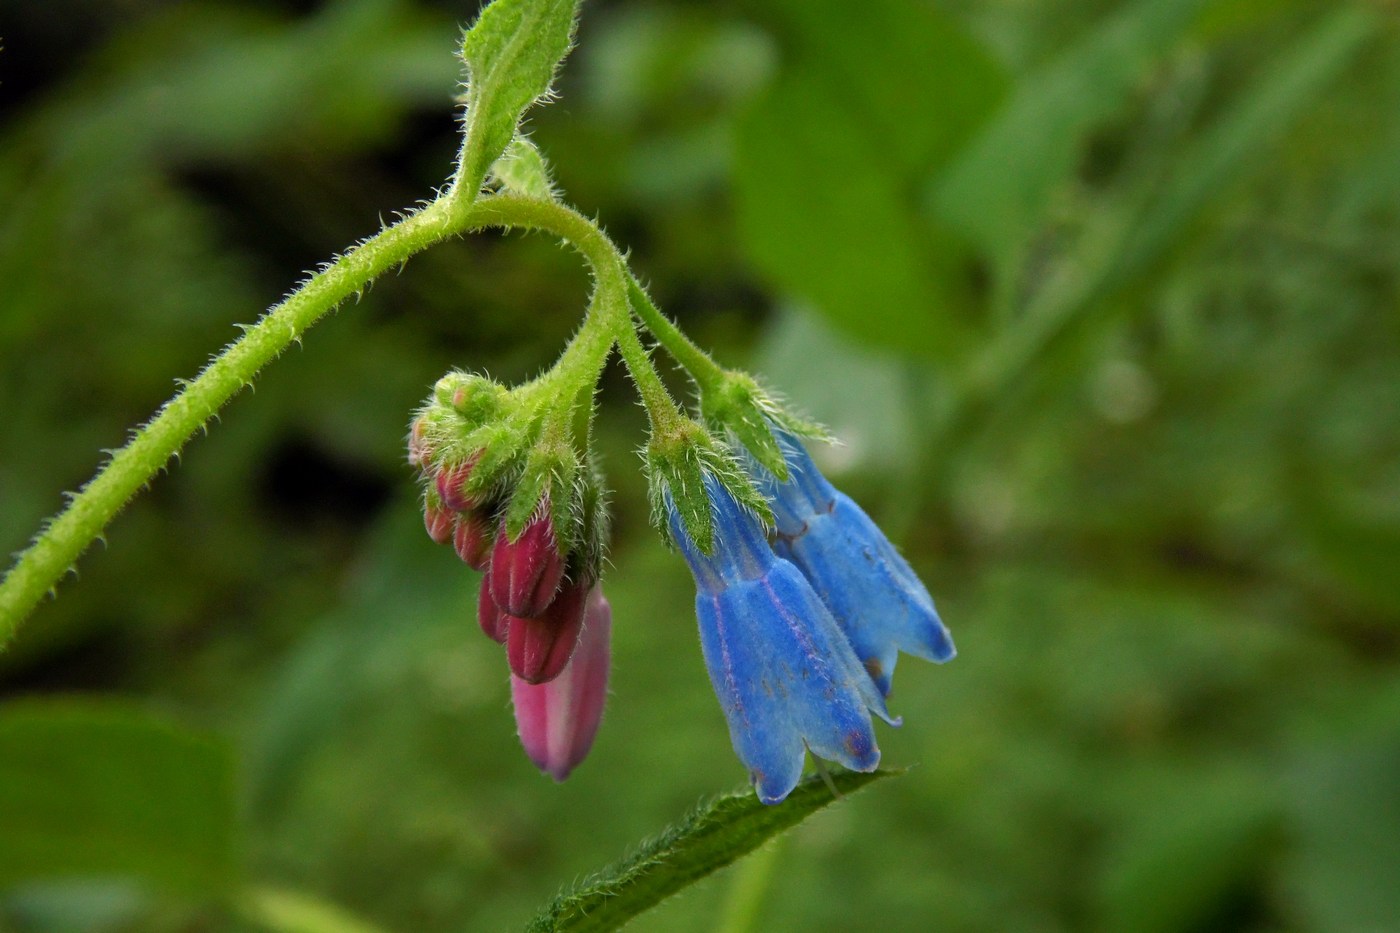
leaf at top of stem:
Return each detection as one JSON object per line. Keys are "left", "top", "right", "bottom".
{"left": 456, "top": 0, "right": 580, "bottom": 199}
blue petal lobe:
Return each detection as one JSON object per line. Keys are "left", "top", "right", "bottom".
{"left": 694, "top": 589, "right": 805, "bottom": 804}
{"left": 755, "top": 434, "right": 955, "bottom": 696}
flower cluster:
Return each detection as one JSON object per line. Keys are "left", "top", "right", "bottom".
{"left": 410, "top": 356, "right": 955, "bottom": 802}
{"left": 410, "top": 371, "right": 611, "bottom": 782}
{"left": 660, "top": 425, "right": 954, "bottom": 804}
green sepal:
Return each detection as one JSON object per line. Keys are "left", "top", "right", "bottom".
{"left": 571, "top": 451, "right": 611, "bottom": 582}
{"left": 457, "top": 0, "right": 580, "bottom": 197}
{"left": 504, "top": 441, "right": 580, "bottom": 546}
{"left": 433, "top": 370, "right": 509, "bottom": 425}
{"left": 490, "top": 136, "right": 557, "bottom": 201}
{"left": 422, "top": 482, "right": 445, "bottom": 513}
{"left": 646, "top": 421, "right": 771, "bottom": 555}
{"left": 412, "top": 371, "right": 513, "bottom": 476}
{"left": 698, "top": 370, "right": 829, "bottom": 482}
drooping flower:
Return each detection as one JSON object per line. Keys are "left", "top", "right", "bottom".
{"left": 490, "top": 504, "right": 566, "bottom": 618}
{"left": 668, "top": 473, "right": 898, "bottom": 805}
{"left": 511, "top": 587, "right": 612, "bottom": 781}
{"left": 506, "top": 578, "right": 589, "bottom": 684}
{"left": 748, "top": 432, "right": 954, "bottom": 697}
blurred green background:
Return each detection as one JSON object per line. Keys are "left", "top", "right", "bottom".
{"left": 2, "top": 0, "right": 1399, "bottom": 930}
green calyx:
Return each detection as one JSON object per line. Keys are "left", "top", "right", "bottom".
{"left": 646, "top": 420, "right": 771, "bottom": 556}
{"left": 435, "top": 371, "right": 510, "bottom": 423}
{"left": 505, "top": 440, "right": 578, "bottom": 542}
{"left": 573, "top": 453, "right": 610, "bottom": 583}
{"left": 696, "top": 371, "right": 828, "bottom": 483}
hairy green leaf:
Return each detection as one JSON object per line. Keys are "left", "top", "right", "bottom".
{"left": 457, "top": 0, "right": 579, "bottom": 197}
{"left": 491, "top": 136, "right": 558, "bottom": 200}
{"left": 0, "top": 702, "right": 238, "bottom": 894}
{"left": 526, "top": 769, "right": 897, "bottom": 932}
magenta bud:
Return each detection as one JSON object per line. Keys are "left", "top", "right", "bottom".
{"left": 453, "top": 511, "right": 493, "bottom": 570}
{"left": 436, "top": 455, "right": 481, "bottom": 513}
{"left": 512, "top": 587, "right": 612, "bottom": 781}
{"left": 489, "top": 512, "right": 565, "bottom": 617}
{"left": 408, "top": 419, "right": 433, "bottom": 471}
{"left": 424, "top": 503, "right": 454, "bottom": 545}
{"left": 478, "top": 577, "right": 509, "bottom": 644}
{"left": 506, "top": 580, "right": 587, "bottom": 684}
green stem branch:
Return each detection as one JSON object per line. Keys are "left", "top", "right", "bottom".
{"left": 471, "top": 196, "right": 685, "bottom": 432}
{"left": 0, "top": 191, "right": 682, "bottom": 642}
{"left": 626, "top": 276, "right": 725, "bottom": 390}
{"left": 1, "top": 198, "right": 466, "bottom": 639}
{"left": 612, "top": 304, "right": 684, "bottom": 433}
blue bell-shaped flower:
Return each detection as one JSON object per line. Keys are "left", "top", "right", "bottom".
{"left": 668, "top": 473, "right": 898, "bottom": 804}
{"left": 750, "top": 432, "right": 954, "bottom": 697}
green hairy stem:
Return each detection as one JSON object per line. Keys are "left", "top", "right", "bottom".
{"left": 0, "top": 191, "right": 665, "bottom": 645}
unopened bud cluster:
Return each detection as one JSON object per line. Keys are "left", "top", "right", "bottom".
{"left": 410, "top": 371, "right": 611, "bottom": 781}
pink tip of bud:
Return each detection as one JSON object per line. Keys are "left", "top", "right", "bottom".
{"left": 408, "top": 420, "right": 434, "bottom": 470}
{"left": 424, "top": 503, "right": 454, "bottom": 545}
{"left": 478, "top": 577, "right": 509, "bottom": 644}
{"left": 436, "top": 455, "right": 481, "bottom": 512}
{"left": 507, "top": 580, "right": 587, "bottom": 684}
{"left": 512, "top": 587, "right": 612, "bottom": 781}
{"left": 490, "top": 511, "right": 565, "bottom": 618}
{"left": 453, "top": 511, "right": 494, "bottom": 570}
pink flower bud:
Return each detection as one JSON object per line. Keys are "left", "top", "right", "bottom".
{"left": 452, "top": 511, "right": 493, "bottom": 570}
{"left": 478, "top": 577, "right": 509, "bottom": 644}
{"left": 489, "top": 511, "right": 565, "bottom": 617}
{"left": 408, "top": 419, "right": 433, "bottom": 471}
{"left": 506, "top": 579, "right": 587, "bottom": 684}
{"left": 511, "top": 587, "right": 612, "bottom": 781}
{"left": 423, "top": 502, "right": 454, "bottom": 545}
{"left": 435, "top": 454, "right": 481, "bottom": 513}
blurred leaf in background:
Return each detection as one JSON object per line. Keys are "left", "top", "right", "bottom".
{"left": 0, "top": 702, "right": 238, "bottom": 894}
{"left": 3, "top": 0, "right": 1400, "bottom": 931}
